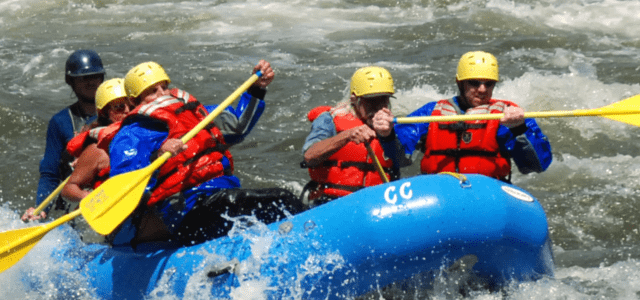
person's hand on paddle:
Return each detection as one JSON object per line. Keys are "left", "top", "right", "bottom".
{"left": 21, "top": 207, "right": 46, "bottom": 222}
{"left": 253, "top": 60, "right": 274, "bottom": 89}
{"left": 345, "top": 124, "right": 376, "bottom": 145}
{"left": 372, "top": 108, "right": 394, "bottom": 138}
{"left": 501, "top": 105, "right": 525, "bottom": 128}
{"left": 159, "top": 138, "right": 188, "bottom": 157}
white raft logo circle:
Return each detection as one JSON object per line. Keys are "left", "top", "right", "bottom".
{"left": 384, "top": 182, "right": 413, "bottom": 204}
{"left": 501, "top": 186, "right": 534, "bottom": 202}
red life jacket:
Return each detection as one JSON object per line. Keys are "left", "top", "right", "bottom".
{"left": 66, "top": 124, "right": 118, "bottom": 191}
{"left": 306, "top": 103, "right": 393, "bottom": 199}
{"left": 66, "top": 122, "right": 121, "bottom": 157}
{"left": 420, "top": 98, "right": 512, "bottom": 180}
{"left": 108, "top": 88, "right": 233, "bottom": 206}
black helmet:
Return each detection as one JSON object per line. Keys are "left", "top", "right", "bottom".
{"left": 65, "top": 49, "right": 105, "bottom": 85}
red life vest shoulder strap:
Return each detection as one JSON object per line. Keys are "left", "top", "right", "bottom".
{"left": 308, "top": 106, "right": 332, "bottom": 122}
{"left": 132, "top": 88, "right": 206, "bottom": 125}
{"left": 328, "top": 102, "right": 363, "bottom": 132}
{"left": 491, "top": 99, "right": 518, "bottom": 107}
{"left": 432, "top": 98, "right": 463, "bottom": 116}
{"left": 170, "top": 88, "right": 196, "bottom": 103}
{"left": 96, "top": 121, "right": 123, "bottom": 152}
{"left": 465, "top": 99, "right": 517, "bottom": 115}
{"left": 307, "top": 103, "right": 363, "bottom": 132}
{"left": 66, "top": 131, "right": 92, "bottom": 157}
{"left": 434, "top": 98, "right": 516, "bottom": 116}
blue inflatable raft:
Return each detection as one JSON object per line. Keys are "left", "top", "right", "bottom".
{"left": 44, "top": 174, "right": 554, "bottom": 299}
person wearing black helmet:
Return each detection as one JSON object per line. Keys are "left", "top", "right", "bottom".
{"left": 22, "top": 49, "right": 105, "bottom": 221}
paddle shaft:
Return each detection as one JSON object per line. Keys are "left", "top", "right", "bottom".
{"left": 365, "top": 142, "right": 389, "bottom": 183}
{"left": 395, "top": 108, "right": 640, "bottom": 124}
{"left": 31, "top": 177, "right": 70, "bottom": 216}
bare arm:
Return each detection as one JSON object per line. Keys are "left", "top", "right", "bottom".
{"left": 303, "top": 124, "right": 376, "bottom": 167}
{"left": 62, "top": 144, "right": 109, "bottom": 202}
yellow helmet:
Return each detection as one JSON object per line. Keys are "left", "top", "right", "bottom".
{"left": 350, "top": 66, "right": 395, "bottom": 97}
{"left": 95, "top": 78, "right": 127, "bottom": 111}
{"left": 456, "top": 51, "right": 499, "bottom": 82}
{"left": 124, "top": 61, "right": 171, "bottom": 98}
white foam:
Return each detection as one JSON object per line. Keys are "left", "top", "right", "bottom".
{"left": 485, "top": 0, "right": 640, "bottom": 38}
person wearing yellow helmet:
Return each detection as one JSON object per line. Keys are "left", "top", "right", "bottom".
{"left": 102, "top": 60, "right": 303, "bottom": 246}
{"left": 122, "top": 61, "right": 172, "bottom": 107}
{"left": 23, "top": 50, "right": 106, "bottom": 222}
{"left": 60, "top": 78, "right": 131, "bottom": 205}
{"left": 94, "top": 78, "right": 131, "bottom": 124}
{"left": 301, "top": 66, "right": 410, "bottom": 206}
{"left": 395, "top": 51, "right": 552, "bottom": 182}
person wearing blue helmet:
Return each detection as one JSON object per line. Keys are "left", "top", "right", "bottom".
{"left": 22, "top": 49, "right": 105, "bottom": 221}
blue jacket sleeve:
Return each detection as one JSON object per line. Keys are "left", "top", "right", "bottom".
{"left": 497, "top": 119, "right": 552, "bottom": 174}
{"left": 36, "top": 109, "right": 74, "bottom": 206}
{"left": 378, "top": 130, "right": 413, "bottom": 176}
{"left": 394, "top": 102, "right": 437, "bottom": 157}
{"left": 301, "top": 112, "right": 336, "bottom": 155}
{"left": 207, "top": 87, "right": 266, "bottom": 145}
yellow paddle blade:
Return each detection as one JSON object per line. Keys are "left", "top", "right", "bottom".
{"left": 79, "top": 164, "right": 156, "bottom": 236}
{"left": 598, "top": 94, "right": 640, "bottom": 127}
{"left": 0, "top": 227, "right": 43, "bottom": 273}
{"left": 0, "top": 146, "right": 166, "bottom": 272}
{"left": 0, "top": 210, "right": 81, "bottom": 273}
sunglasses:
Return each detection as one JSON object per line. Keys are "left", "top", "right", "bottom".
{"left": 109, "top": 101, "right": 129, "bottom": 112}
{"left": 467, "top": 80, "right": 496, "bottom": 88}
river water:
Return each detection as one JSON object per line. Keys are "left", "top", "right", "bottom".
{"left": 1, "top": 0, "right": 640, "bottom": 299}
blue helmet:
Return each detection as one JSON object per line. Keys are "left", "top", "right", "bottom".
{"left": 65, "top": 49, "right": 105, "bottom": 85}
